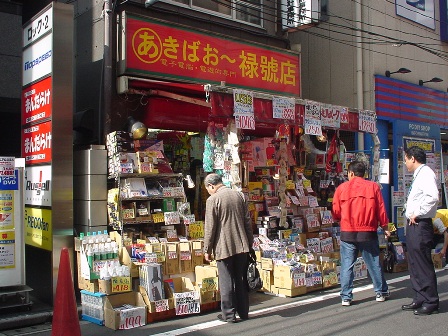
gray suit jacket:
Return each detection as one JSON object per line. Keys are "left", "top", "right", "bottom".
{"left": 203, "top": 186, "right": 254, "bottom": 260}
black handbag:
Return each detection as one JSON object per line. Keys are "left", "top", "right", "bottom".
{"left": 247, "top": 250, "right": 263, "bottom": 291}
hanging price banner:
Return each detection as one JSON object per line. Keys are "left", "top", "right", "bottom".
{"left": 235, "top": 115, "right": 255, "bottom": 130}
{"left": 273, "top": 96, "right": 295, "bottom": 120}
{"left": 359, "top": 110, "right": 376, "bottom": 133}
{"left": 321, "top": 104, "right": 341, "bottom": 128}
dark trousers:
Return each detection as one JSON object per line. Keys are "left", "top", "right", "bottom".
{"left": 406, "top": 218, "right": 439, "bottom": 308}
{"left": 216, "top": 252, "right": 249, "bottom": 320}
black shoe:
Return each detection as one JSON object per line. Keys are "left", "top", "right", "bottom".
{"left": 217, "top": 314, "right": 237, "bottom": 323}
{"left": 413, "top": 306, "right": 439, "bottom": 315}
{"left": 402, "top": 302, "right": 422, "bottom": 311}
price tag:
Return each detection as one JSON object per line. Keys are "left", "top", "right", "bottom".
{"left": 112, "top": 276, "right": 131, "bottom": 293}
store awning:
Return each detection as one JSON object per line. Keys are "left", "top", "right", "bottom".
{"left": 121, "top": 76, "right": 361, "bottom": 135}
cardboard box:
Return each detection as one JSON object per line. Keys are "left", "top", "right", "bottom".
{"left": 104, "top": 292, "right": 147, "bottom": 330}
{"left": 261, "top": 257, "right": 274, "bottom": 270}
{"left": 195, "top": 265, "right": 219, "bottom": 285}
{"left": 432, "top": 253, "right": 447, "bottom": 269}
{"left": 191, "top": 240, "right": 204, "bottom": 269}
{"left": 164, "top": 242, "right": 180, "bottom": 275}
{"left": 392, "top": 262, "right": 408, "bottom": 273}
{"left": 139, "top": 284, "right": 174, "bottom": 314}
{"left": 275, "top": 286, "right": 307, "bottom": 297}
{"left": 260, "top": 269, "right": 274, "bottom": 292}
{"left": 179, "top": 242, "right": 193, "bottom": 273}
{"left": 165, "top": 277, "right": 201, "bottom": 316}
{"left": 273, "top": 265, "right": 306, "bottom": 291}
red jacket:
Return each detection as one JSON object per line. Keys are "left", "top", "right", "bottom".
{"left": 332, "top": 177, "right": 389, "bottom": 232}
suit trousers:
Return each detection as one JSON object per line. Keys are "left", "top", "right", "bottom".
{"left": 406, "top": 218, "right": 439, "bottom": 308}
{"left": 216, "top": 252, "right": 249, "bottom": 320}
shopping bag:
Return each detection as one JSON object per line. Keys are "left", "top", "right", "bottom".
{"left": 247, "top": 250, "right": 263, "bottom": 291}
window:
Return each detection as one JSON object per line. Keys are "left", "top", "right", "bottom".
{"left": 169, "top": 0, "right": 262, "bottom": 26}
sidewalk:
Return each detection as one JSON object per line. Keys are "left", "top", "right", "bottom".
{"left": 0, "top": 294, "right": 66, "bottom": 332}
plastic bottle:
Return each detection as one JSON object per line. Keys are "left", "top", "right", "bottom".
{"left": 93, "top": 240, "right": 100, "bottom": 261}
{"left": 87, "top": 245, "right": 93, "bottom": 269}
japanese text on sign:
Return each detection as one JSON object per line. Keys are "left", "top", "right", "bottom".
{"left": 174, "top": 291, "right": 200, "bottom": 315}
{"left": 273, "top": 96, "right": 295, "bottom": 120}
{"left": 305, "top": 101, "right": 321, "bottom": 119}
{"left": 233, "top": 89, "right": 254, "bottom": 115}
{"left": 358, "top": 110, "right": 376, "bottom": 134}
{"left": 235, "top": 115, "right": 255, "bottom": 130}
{"left": 125, "top": 16, "right": 300, "bottom": 95}
{"left": 304, "top": 118, "right": 322, "bottom": 136}
{"left": 188, "top": 221, "right": 204, "bottom": 239}
{"left": 321, "top": 105, "right": 341, "bottom": 129}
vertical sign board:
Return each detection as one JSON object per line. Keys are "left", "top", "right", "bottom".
{"left": 392, "top": 120, "right": 441, "bottom": 242}
{"left": 21, "top": 2, "right": 73, "bottom": 302}
{"left": 0, "top": 157, "right": 25, "bottom": 286}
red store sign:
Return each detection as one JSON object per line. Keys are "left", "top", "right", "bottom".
{"left": 21, "top": 76, "right": 52, "bottom": 125}
{"left": 21, "top": 120, "right": 52, "bottom": 165}
{"left": 121, "top": 13, "right": 300, "bottom": 96}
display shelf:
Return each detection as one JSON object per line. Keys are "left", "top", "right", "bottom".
{"left": 109, "top": 173, "right": 183, "bottom": 180}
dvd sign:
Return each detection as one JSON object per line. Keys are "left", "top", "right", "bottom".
{"left": 25, "top": 165, "right": 51, "bottom": 206}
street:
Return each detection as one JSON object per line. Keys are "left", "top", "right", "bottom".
{"left": 2, "top": 269, "right": 447, "bottom": 336}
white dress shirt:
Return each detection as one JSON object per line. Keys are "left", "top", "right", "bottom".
{"left": 405, "top": 164, "right": 439, "bottom": 219}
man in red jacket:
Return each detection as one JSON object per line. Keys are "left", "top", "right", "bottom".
{"left": 332, "top": 161, "right": 391, "bottom": 306}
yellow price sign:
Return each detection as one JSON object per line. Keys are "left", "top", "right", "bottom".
{"left": 189, "top": 221, "right": 204, "bottom": 239}
{"left": 112, "top": 276, "right": 131, "bottom": 293}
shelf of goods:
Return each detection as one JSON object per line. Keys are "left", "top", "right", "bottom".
{"left": 107, "top": 173, "right": 186, "bottom": 232}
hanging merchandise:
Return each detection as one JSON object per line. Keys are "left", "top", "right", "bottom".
{"left": 325, "top": 132, "right": 342, "bottom": 174}
{"left": 202, "top": 122, "right": 224, "bottom": 173}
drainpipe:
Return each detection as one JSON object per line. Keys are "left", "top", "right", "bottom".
{"left": 355, "top": 0, "right": 364, "bottom": 151}
{"left": 102, "top": 0, "right": 112, "bottom": 144}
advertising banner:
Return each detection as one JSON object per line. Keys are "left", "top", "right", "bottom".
{"left": 122, "top": 14, "right": 300, "bottom": 95}
{"left": 21, "top": 120, "right": 52, "bottom": 165}
{"left": 24, "top": 207, "right": 52, "bottom": 251}
{"left": 22, "top": 76, "right": 52, "bottom": 125}
{"left": 24, "top": 165, "right": 52, "bottom": 207}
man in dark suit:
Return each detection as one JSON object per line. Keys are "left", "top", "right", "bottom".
{"left": 203, "top": 173, "right": 254, "bottom": 323}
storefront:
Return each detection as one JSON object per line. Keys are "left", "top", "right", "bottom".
{"left": 375, "top": 75, "right": 448, "bottom": 241}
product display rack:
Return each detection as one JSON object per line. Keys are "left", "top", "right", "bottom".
{"left": 108, "top": 172, "right": 187, "bottom": 235}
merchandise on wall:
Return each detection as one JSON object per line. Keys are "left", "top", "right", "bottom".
{"left": 79, "top": 85, "right": 387, "bottom": 329}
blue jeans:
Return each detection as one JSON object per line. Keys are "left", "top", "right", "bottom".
{"left": 340, "top": 240, "right": 388, "bottom": 301}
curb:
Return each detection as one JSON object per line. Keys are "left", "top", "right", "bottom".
{"left": 0, "top": 306, "right": 82, "bottom": 332}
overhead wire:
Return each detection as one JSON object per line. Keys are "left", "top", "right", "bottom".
{"left": 210, "top": 0, "right": 448, "bottom": 64}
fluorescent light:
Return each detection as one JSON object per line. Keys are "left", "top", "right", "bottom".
{"left": 441, "top": 132, "right": 447, "bottom": 135}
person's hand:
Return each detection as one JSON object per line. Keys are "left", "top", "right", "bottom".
{"left": 409, "top": 214, "right": 418, "bottom": 225}
{"left": 384, "top": 230, "right": 391, "bottom": 238}
{"left": 205, "top": 253, "right": 213, "bottom": 262}
{"left": 440, "top": 248, "right": 446, "bottom": 256}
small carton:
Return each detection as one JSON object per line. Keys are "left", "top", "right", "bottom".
{"left": 432, "top": 253, "right": 447, "bottom": 269}
{"left": 103, "top": 292, "right": 146, "bottom": 330}
{"left": 179, "top": 242, "right": 193, "bottom": 273}
{"left": 164, "top": 242, "right": 180, "bottom": 275}
{"left": 191, "top": 240, "right": 204, "bottom": 268}
{"left": 165, "top": 277, "right": 201, "bottom": 316}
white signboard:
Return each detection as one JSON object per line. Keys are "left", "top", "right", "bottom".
{"left": 235, "top": 115, "right": 255, "bottom": 130}
{"left": 273, "top": 96, "right": 295, "bottom": 120}
{"left": 22, "top": 34, "right": 53, "bottom": 86}
{"left": 174, "top": 291, "right": 201, "bottom": 315}
{"left": 321, "top": 104, "right": 341, "bottom": 129}
{"left": 281, "top": 0, "right": 320, "bottom": 28}
{"left": 233, "top": 89, "right": 254, "bottom": 116}
{"left": 396, "top": 0, "right": 435, "bottom": 29}
{"left": 358, "top": 110, "right": 376, "bottom": 134}
{"left": 24, "top": 165, "right": 52, "bottom": 206}
{"left": 22, "top": 6, "right": 53, "bottom": 48}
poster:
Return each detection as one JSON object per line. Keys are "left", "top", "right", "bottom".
{"left": 0, "top": 191, "right": 14, "bottom": 230}
{"left": 0, "top": 230, "right": 15, "bottom": 269}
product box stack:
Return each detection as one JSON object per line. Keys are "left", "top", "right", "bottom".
{"left": 106, "top": 131, "right": 174, "bottom": 176}
{"left": 254, "top": 233, "right": 366, "bottom": 297}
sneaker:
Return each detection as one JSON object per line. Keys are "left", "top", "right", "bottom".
{"left": 376, "top": 293, "right": 386, "bottom": 302}
{"left": 444, "top": 264, "right": 448, "bottom": 270}
{"left": 341, "top": 300, "right": 351, "bottom": 306}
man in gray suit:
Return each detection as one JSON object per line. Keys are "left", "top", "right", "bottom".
{"left": 203, "top": 173, "right": 254, "bottom": 323}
